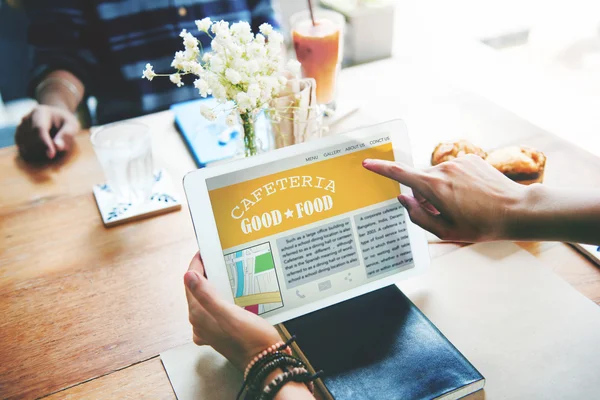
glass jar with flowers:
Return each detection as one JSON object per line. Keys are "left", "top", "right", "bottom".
{"left": 142, "top": 18, "right": 301, "bottom": 157}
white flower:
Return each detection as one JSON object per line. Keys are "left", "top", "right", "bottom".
{"left": 144, "top": 18, "right": 288, "bottom": 116}
{"left": 190, "top": 61, "right": 203, "bottom": 75}
{"left": 260, "top": 89, "right": 272, "bottom": 104}
{"left": 231, "top": 21, "right": 253, "bottom": 44}
{"left": 195, "top": 17, "right": 212, "bottom": 32}
{"left": 180, "top": 29, "right": 198, "bottom": 51}
{"left": 225, "top": 113, "right": 238, "bottom": 126}
{"left": 179, "top": 61, "right": 191, "bottom": 72}
{"left": 170, "top": 73, "right": 183, "bottom": 87}
{"left": 238, "top": 72, "right": 250, "bottom": 85}
{"left": 267, "top": 30, "right": 283, "bottom": 46}
{"left": 210, "top": 39, "right": 224, "bottom": 54}
{"left": 248, "top": 42, "right": 267, "bottom": 59}
{"left": 225, "top": 68, "right": 242, "bottom": 85}
{"left": 267, "top": 39, "right": 282, "bottom": 56}
{"left": 259, "top": 23, "right": 273, "bottom": 36}
{"left": 210, "top": 55, "right": 225, "bottom": 74}
{"left": 194, "top": 79, "right": 211, "bottom": 97}
{"left": 259, "top": 75, "right": 277, "bottom": 93}
{"left": 211, "top": 20, "right": 230, "bottom": 36}
{"left": 231, "top": 57, "right": 248, "bottom": 74}
{"left": 247, "top": 83, "right": 261, "bottom": 100}
{"left": 236, "top": 91, "right": 253, "bottom": 112}
{"left": 171, "top": 51, "right": 186, "bottom": 70}
{"left": 200, "top": 103, "right": 217, "bottom": 121}
{"left": 212, "top": 82, "right": 227, "bottom": 102}
{"left": 142, "top": 63, "right": 156, "bottom": 81}
{"left": 246, "top": 59, "right": 260, "bottom": 75}
{"left": 226, "top": 41, "right": 244, "bottom": 58}
{"left": 184, "top": 46, "right": 199, "bottom": 60}
{"left": 286, "top": 59, "right": 301, "bottom": 76}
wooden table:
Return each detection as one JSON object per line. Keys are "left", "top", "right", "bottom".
{"left": 2, "top": 59, "right": 600, "bottom": 399}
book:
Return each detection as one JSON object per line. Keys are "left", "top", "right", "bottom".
{"left": 572, "top": 243, "right": 600, "bottom": 267}
{"left": 280, "top": 285, "right": 485, "bottom": 400}
{"left": 161, "top": 243, "right": 600, "bottom": 399}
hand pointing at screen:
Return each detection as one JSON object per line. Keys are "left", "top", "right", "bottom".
{"left": 362, "top": 155, "right": 600, "bottom": 245}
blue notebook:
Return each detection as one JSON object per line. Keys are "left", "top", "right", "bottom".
{"left": 282, "top": 285, "right": 485, "bottom": 400}
{"left": 171, "top": 98, "right": 270, "bottom": 167}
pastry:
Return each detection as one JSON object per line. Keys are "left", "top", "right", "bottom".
{"left": 485, "top": 146, "right": 546, "bottom": 185}
{"left": 431, "top": 140, "right": 487, "bottom": 166}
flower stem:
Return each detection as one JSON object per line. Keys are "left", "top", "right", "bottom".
{"left": 240, "top": 112, "right": 257, "bottom": 157}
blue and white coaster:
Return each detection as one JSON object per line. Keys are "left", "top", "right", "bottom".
{"left": 93, "top": 169, "right": 181, "bottom": 227}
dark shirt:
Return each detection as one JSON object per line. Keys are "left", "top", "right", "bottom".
{"left": 25, "top": 0, "right": 279, "bottom": 124}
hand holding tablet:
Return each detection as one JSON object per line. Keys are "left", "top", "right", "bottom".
{"left": 184, "top": 120, "right": 430, "bottom": 324}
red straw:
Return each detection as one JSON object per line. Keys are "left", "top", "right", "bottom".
{"left": 307, "top": 0, "right": 316, "bottom": 26}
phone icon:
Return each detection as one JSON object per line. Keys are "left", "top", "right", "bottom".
{"left": 296, "top": 289, "right": 306, "bottom": 299}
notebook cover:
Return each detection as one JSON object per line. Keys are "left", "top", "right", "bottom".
{"left": 572, "top": 243, "right": 600, "bottom": 266}
{"left": 283, "top": 285, "right": 484, "bottom": 400}
{"left": 171, "top": 98, "right": 270, "bottom": 167}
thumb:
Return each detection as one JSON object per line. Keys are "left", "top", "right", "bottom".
{"left": 184, "top": 271, "right": 226, "bottom": 314}
{"left": 398, "top": 194, "right": 450, "bottom": 240}
{"left": 53, "top": 126, "right": 74, "bottom": 152}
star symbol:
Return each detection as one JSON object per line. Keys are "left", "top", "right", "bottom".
{"left": 284, "top": 209, "right": 294, "bottom": 219}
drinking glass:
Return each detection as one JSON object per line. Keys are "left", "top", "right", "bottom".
{"left": 290, "top": 9, "right": 345, "bottom": 110}
{"left": 91, "top": 121, "right": 154, "bottom": 204}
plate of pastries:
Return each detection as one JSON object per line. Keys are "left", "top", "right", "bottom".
{"left": 431, "top": 140, "right": 546, "bottom": 185}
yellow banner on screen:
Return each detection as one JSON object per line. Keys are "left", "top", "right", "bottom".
{"left": 209, "top": 143, "right": 400, "bottom": 250}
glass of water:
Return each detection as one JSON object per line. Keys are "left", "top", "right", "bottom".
{"left": 91, "top": 121, "right": 154, "bottom": 204}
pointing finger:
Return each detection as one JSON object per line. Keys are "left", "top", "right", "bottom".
{"left": 363, "top": 159, "right": 431, "bottom": 196}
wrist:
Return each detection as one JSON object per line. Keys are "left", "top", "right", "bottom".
{"left": 509, "top": 184, "right": 600, "bottom": 244}
{"left": 36, "top": 71, "right": 83, "bottom": 112}
{"left": 38, "top": 94, "right": 73, "bottom": 112}
{"left": 502, "top": 183, "right": 545, "bottom": 241}
{"left": 514, "top": 183, "right": 578, "bottom": 242}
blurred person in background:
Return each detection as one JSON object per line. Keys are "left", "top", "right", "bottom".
{"left": 15, "top": 0, "right": 279, "bottom": 162}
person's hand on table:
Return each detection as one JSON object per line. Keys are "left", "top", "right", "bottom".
{"left": 184, "top": 253, "right": 315, "bottom": 399}
{"left": 184, "top": 253, "right": 282, "bottom": 370}
{"left": 15, "top": 105, "right": 80, "bottom": 162}
{"left": 362, "top": 155, "right": 526, "bottom": 242}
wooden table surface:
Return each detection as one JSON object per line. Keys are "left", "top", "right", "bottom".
{"left": 2, "top": 59, "right": 600, "bottom": 400}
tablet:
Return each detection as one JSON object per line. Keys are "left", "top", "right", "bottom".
{"left": 184, "top": 120, "right": 430, "bottom": 324}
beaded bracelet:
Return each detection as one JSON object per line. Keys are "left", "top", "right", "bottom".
{"left": 245, "top": 352, "right": 293, "bottom": 383}
{"left": 259, "top": 367, "right": 320, "bottom": 400}
{"left": 244, "top": 338, "right": 295, "bottom": 380}
{"left": 239, "top": 352, "right": 297, "bottom": 400}
{"left": 246, "top": 356, "right": 305, "bottom": 399}
{"left": 237, "top": 337, "right": 298, "bottom": 400}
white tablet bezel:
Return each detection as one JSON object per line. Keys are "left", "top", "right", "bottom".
{"left": 183, "top": 119, "right": 430, "bottom": 324}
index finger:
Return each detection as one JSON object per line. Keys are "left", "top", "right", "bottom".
{"left": 31, "top": 109, "right": 57, "bottom": 159}
{"left": 362, "top": 159, "right": 430, "bottom": 194}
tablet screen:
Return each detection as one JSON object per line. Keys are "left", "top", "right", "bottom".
{"left": 195, "top": 124, "right": 427, "bottom": 322}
